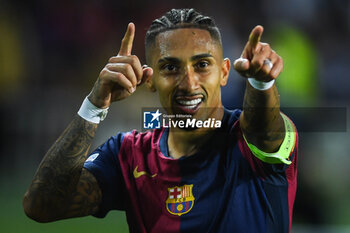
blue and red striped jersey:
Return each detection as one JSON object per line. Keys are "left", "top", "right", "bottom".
{"left": 84, "top": 108, "right": 298, "bottom": 233}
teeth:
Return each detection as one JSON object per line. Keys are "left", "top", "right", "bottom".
{"left": 177, "top": 98, "right": 202, "bottom": 106}
{"left": 182, "top": 105, "right": 197, "bottom": 109}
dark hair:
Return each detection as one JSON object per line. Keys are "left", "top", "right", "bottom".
{"left": 145, "top": 8, "right": 222, "bottom": 55}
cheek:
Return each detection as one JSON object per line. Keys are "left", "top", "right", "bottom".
{"left": 201, "top": 69, "right": 222, "bottom": 90}
{"left": 154, "top": 77, "right": 177, "bottom": 105}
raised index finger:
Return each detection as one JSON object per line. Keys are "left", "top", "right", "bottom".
{"left": 248, "top": 25, "right": 264, "bottom": 49}
{"left": 118, "top": 23, "right": 135, "bottom": 56}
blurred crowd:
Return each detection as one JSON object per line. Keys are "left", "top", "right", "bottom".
{"left": 0, "top": 0, "right": 349, "bottom": 230}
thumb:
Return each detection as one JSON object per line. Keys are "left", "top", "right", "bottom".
{"left": 138, "top": 66, "right": 153, "bottom": 85}
{"left": 233, "top": 57, "right": 250, "bottom": 72}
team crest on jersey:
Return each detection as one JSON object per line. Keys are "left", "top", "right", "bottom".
{"left": 166, "top": 184, "right": 195, "bottom": 216}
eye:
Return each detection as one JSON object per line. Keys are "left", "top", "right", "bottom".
{"left": 196, "top": 61, "right": 210, "bottom": 69}
{"left": 163, "top": 64, "right": 178, "bottom": 72}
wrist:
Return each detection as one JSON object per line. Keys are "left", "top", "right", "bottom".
{"left": 77, "top": 96, "right": 109, "bottom": 124}
{"left": 247, "top": 78, "right": 275, "bottom": 91}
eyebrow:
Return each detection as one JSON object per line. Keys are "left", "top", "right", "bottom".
{"left": 157, "top": 53, "right": 213, "bottom": 65}
{"left": 191, "top": 53, "right": 213, "bottom": 61}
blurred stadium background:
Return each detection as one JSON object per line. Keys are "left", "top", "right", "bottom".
{"left": 1, "top": 0, "right": 349, "bottom": 232}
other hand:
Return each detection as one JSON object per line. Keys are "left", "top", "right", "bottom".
{"left": 89, "top": 23, "right": 153, "bottom": 108}
{"left": 233, "top": 25, "right": 283, "bottom": 82}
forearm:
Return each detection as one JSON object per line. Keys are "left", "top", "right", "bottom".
{"left": 23, "top": 115, "right": 98, "bottom": 220}
{"left": 240, "top": 81, "right": 284, "bottom": 152}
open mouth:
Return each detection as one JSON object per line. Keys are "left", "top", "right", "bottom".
{"left": 174, "top": 95, "right": 204, "bottom": 114}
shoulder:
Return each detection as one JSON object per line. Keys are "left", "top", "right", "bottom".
{"left": 121, "top": 128, "right": 163, "bottom": 149}
{"left": 222, "top": 108, "right": 242, "bottom": 126}
{"left": 219, "top": 108, "right": 242, "bottom": 136}
{"left": 118, "top": 128, "right": 165, "bottom": 162}
{"left": 117, "top": 128, "right": 166, "bottom": 176}
{"left": 87, "top": 129, "right": 160, "bottom": 160}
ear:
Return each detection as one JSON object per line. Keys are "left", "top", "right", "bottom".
{"left": 145, "top": 74, "right": 157, "bottom": 92}
{"left": 220, "top": 58, "right": 231, "bottom": 86}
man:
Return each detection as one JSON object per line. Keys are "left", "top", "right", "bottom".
{"left": 23, "top": 8, "right": 298, "bottom": 233}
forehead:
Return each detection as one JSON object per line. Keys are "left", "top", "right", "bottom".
{"left": 150, "top": 28, "right": 221, "bottom": 63}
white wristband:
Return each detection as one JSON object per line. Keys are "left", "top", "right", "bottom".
{"left": 247, "top": 78, "right": 275, "bottom": 91}
{"left": 77, "top": 97, "right": 109, "bottom": 124}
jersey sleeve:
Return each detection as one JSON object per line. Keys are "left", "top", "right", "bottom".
{"left": 83, "top": 132, "right": 126, "bottom": 218}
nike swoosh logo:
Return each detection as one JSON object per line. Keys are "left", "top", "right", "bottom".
{"left": 133, "top": 166, "right": 157, "bottom": 179}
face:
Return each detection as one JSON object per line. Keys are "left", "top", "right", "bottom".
{"left": 146, "top": 28, "right": 230, "bottom": 121}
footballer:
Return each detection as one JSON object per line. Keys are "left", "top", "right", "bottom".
{"left": 23, "top": 8, "right": 298, "bottom": 233}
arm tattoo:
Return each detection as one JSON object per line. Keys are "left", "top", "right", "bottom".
{"left": 241, "top": 82, "right": 285, "bottom": 152}
{"left": 65, "top": 168, "right": 101, "bottom": 218}
{"left": 23, "top": 115, "right": 102, "bottom": 221}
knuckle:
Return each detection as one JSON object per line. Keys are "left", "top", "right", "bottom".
{"left": 271, "top": 72, "right": 278, "bottom": 79}
{"left": 130, "top": 55, "right": 138, "bottom": 62}
{"left": 274, "top": 56, "right": 282, "bottom": 66}
{"left": 129, "top": 55, "right": 138, "bottom": 67}
{"left": 262, "top": 43, "right": 270, "bottom": 51}
{"left": 278, "top": 55, "right": 283, "bottom": 63}
{"left": 123, "top": 63, "right": 133, "bottom": 73}
{"left": 108, "top": 56, "right": 116, "bottom": 63}
{"left": 253, "top": 59, "right": 263, "bottom": 68}
{"left": 115, "top": 72, "right": 124, "bottom": 80}
{"left": 105, "top": 63, "right": 113, "bottom": 69}
{"left": 123, "top": 64, "right": 136, "bottom": 83}
{"left": 99, "top": 67, "right": 108, "bottom": 76}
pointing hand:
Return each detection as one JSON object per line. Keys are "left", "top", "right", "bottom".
{"left": 89, "top": 23, "right": 153, "bottom": 108}
{"left": 233, "top": 25, "right": 283, "bottom": 82}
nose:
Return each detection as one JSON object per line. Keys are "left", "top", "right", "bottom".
{"left": 178, "top": 66, "right": 199, "bottom": 92}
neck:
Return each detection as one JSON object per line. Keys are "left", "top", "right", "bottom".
{"left": 167, "top": 106, "right": 224, "bottom": 159}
